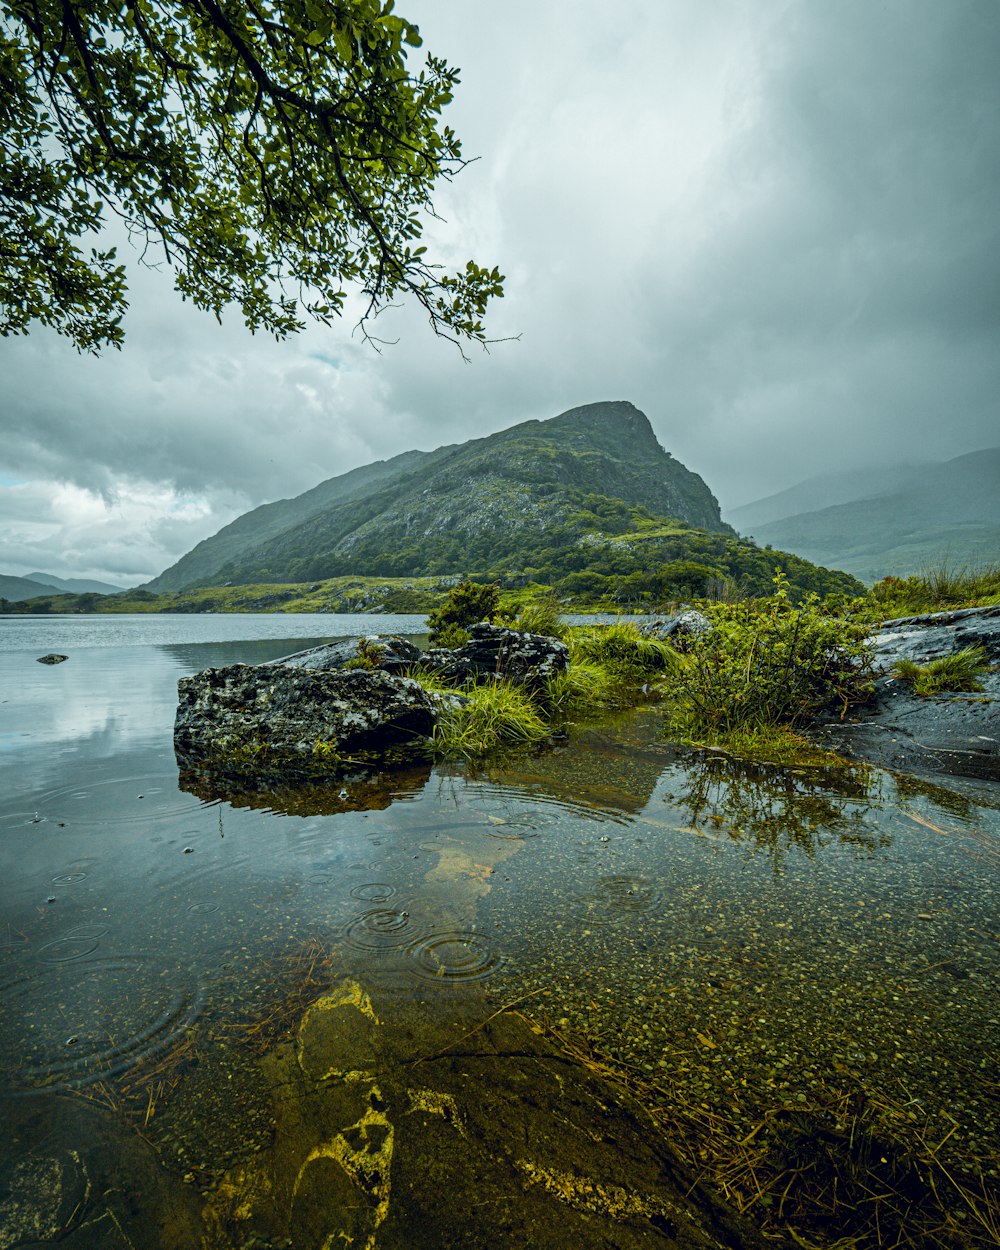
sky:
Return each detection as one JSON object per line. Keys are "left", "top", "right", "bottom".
{"left": 1, "top": 0, "right": 998, "bottom": 585}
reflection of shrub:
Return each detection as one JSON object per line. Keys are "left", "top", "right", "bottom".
{"left": 427, "top": 580, "right": 500, "bottom": 645}
{"left": 893, "top": 646, "right": 989, "bottom": 696}
{"left": 670, "top": 572, "right": 874, "bottom": 735}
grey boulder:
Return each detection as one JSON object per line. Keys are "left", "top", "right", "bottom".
{"left": 174, "top": 664, "right": 436, "bottom": 758}
{"left": 420, "top": 623, "right": 569, "bottom": 687}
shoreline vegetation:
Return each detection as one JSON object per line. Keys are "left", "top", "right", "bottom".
{"left": 3, "top": 556, "right": 998, "bottom": 620}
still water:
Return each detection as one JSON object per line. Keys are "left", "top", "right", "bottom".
{"left": 1, "top": 615, "right": 998, "bottom": 1248}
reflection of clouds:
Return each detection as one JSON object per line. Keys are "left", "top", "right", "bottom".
{"left": 0, "top": 648, "right": 173, "bottom": 765}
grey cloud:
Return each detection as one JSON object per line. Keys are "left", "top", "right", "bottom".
{"left": 1, "top": 0, "right": 997, "bottom": 575}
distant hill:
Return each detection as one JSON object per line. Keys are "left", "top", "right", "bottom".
{"left": 151, "top": 401, "right": 732, "bottom": 589}
{"left": 725, "top": 462, "right": 928, "bottom": 532}
{"left": 26, "top": 572, "right": 125, "bottom": 595}
{"left": 730, "top": 449, "right": 1000, "bottom": 583}
{"left": 0, "top": 573, "right": 61, "bottom": 601}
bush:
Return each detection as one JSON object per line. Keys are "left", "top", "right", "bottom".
{"left": 427, "top": 580, "right": 501, "bottom": 645}
{"left": 669, "top": 571, "right": 874, "bottom": 736}
{"left": 893, "top": 645, "right": 990, "bottom": 696}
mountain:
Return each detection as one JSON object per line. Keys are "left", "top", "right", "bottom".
{"left": 725, "top": 462, "right": 927, "bottom": 532}
{"left": 151, "top": 401, "right": 732, "bottom": 590}
{"left": 731, "top": 449, "right": 1000, "bottom": 583}
{"left": 146, "top": 447, "right": 451, "bottom": 592}
{"left": 0, "top": 573, "right": 62, "bottom": 601}
{"left": 26, "top": 572, "right": 125, "bottom": 595}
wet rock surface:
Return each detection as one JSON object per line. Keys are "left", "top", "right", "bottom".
{"left": 643, "top": 611, "right": 711, "bottom": 647}
{"left": 36, "top": 653, "right": 69, "bottom": 664}
{"left": 271, "top": 634, "right": 423, "bottom": 675}
{"left": 200, "top": 983, "right": 763, "bottom": 1250}
{"left": 174, "top": 664, "right": 436, "bottom": 758}
{"left": 420, "top": 623, "right": 569, "bottom": 687}
{"left": 815, "top": 604, "right": 1000, "bottom": 779}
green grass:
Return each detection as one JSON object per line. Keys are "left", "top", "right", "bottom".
{"left": 569, "top": 621, "right": 679, "bottom": 678}
{"left": 430, "top": 679, "right": 550, "bottom": 759}
{"left": 870, "top": 560, "right": 1000, "bottom": 617}
{"left": 893, "top": 645, "right": 991, "bottom": 696}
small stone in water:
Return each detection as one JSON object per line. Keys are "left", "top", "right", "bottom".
{"left": 46, "top": 896, "right": 56, "bottom": 903}
{"left": 183, "top": 847, "right": 194, "bottom": 854}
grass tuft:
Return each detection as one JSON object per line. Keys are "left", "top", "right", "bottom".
{"left": 893, "top": 645, "right": 990, "bottom": 696}
{"left": 871, "top": 560, "right": 1000, "bottom": 616}
{"left": 430, "top": 679, "right": 549, "bottom": 759}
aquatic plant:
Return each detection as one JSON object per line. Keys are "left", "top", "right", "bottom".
{"left": 893, "top": 645, "right": 990, "bottom": 695}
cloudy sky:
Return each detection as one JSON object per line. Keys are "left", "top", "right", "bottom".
{"left": 2, "top": 0, "right": 998, "bottom": 585}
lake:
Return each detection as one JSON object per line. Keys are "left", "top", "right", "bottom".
{"left": 1, "top": 614, "right": 997, "bottom": 1248}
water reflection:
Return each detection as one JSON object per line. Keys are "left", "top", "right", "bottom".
{"left": 1, "top": 638, "right": 998, "bottom": 1250}
{"left": 659, "top": 750, "right": 890, "bottom": 866}
{"left": 178, "top": 755, "right": 433, "bottom": 817}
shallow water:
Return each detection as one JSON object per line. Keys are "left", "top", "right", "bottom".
{"left": 1, "top": 616, "right": 998, "bottom": 1247}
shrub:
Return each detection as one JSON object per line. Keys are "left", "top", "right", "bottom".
{"left": 893, "top": 645, "right": 990, "bottom": 696}
{"left": 668, "top": 571, "right": 874, "bottom": 736}
{"left": 427, "top": 580, "right": 501, "bottom": 645}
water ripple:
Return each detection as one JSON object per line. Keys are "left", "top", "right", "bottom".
{"left": 0, "top": 956, "right": 204, "bottom": 1093}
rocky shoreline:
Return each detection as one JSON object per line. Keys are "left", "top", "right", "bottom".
{"left": 174, "top": 606, "right": 1000, "bottom": 784}
{"left": 815, "top": 604, "right": 1000, "bottom": 781}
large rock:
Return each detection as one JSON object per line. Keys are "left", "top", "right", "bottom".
{"left": 814, "top": 604, "right": 1000, "bottom": 780}
{"left": 174, "top": 665, "right": 436, "bottom": 759}
{"left": 420, "top": 623, "right": 569, "bottom": 687}
{"left": 271, "top": 635, "right": 422, "bottom": 675}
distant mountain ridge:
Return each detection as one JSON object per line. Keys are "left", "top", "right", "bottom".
{"left": 729, "top": 449, "right": 1000, "bottom": 583}
{"left": 0, "top": 573, "right": 61, "bottom": 601}
{"left": 149, "top": 401, "right": 732, "bottom": 590}
{"left": 26, "top": 572, "right": 125, "bottom": 595}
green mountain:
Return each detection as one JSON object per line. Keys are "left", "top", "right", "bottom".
{"left": 146, "top": 446, "right": 452, "bottom": 592}
{"left": 154, "top": 401, "right": 723, "bottom": 585}
{"left": 147, "top": 400, "right": 864, "bottom": 602}
{"left": 732, "top": 448, "right": 1000, "bottom": 584}
{"left": 0, "top": 573, "right": 62, "bottom": 601}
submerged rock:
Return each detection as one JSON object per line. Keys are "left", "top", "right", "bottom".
{"left": 421, "top": 622, "right": 569, "bottom": 686}
{"left": 815, "top": 604, "right": 1000, "bottom": 780}
{"left": 36, "top": 653, "right": 68, "bottom": 665}
{"left": 174, "top": 664, "right": 436, "bottom": 759}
